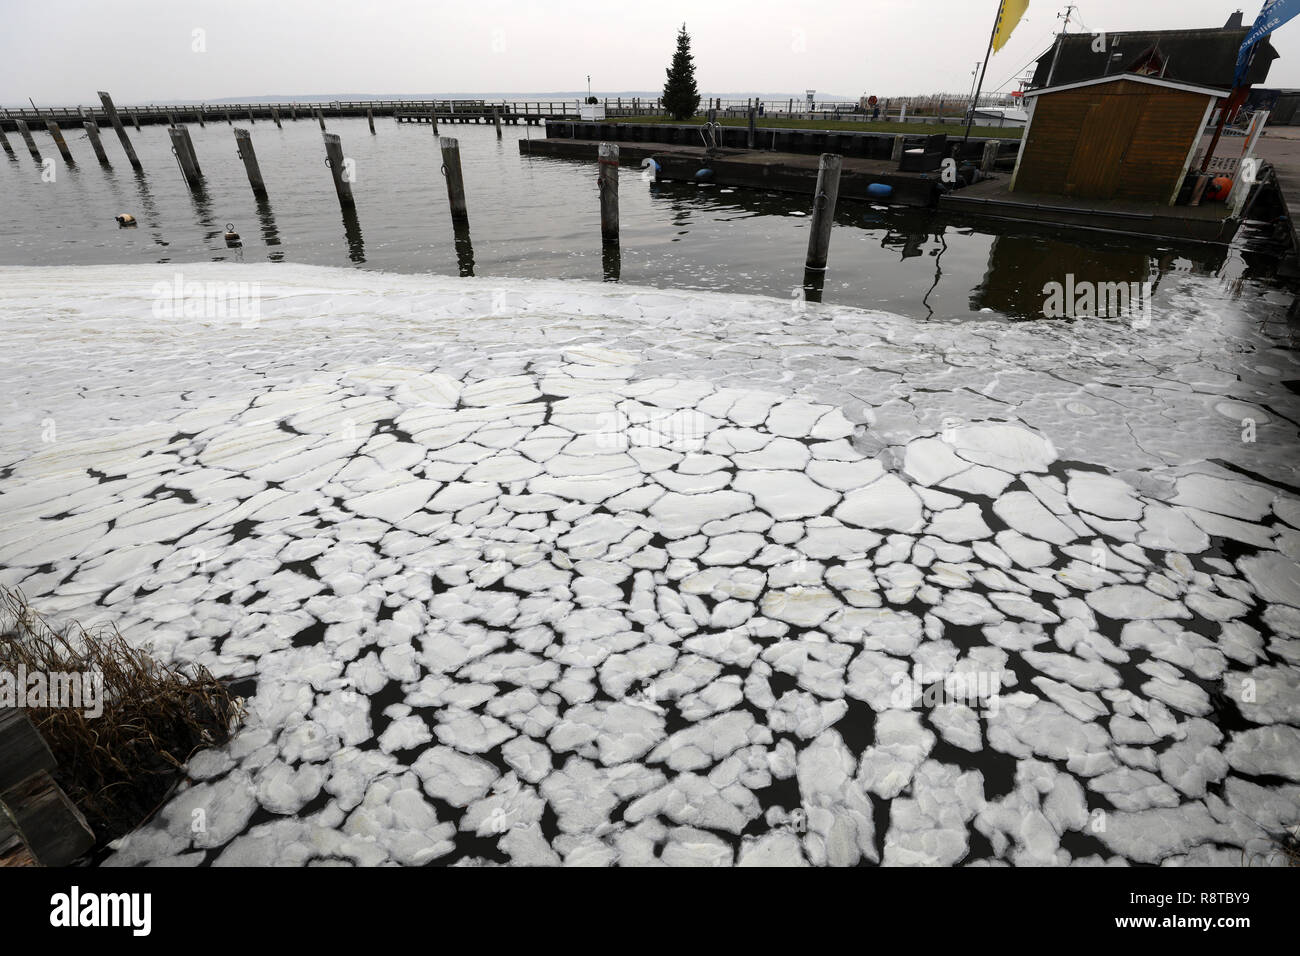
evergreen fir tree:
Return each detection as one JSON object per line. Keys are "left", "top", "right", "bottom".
{"left": 662, "top": 24, "right": 701, "bottom": 121}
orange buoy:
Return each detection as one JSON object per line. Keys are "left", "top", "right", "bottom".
{"left": 1205, "top": 177, "right": 1234, "bottom": 202}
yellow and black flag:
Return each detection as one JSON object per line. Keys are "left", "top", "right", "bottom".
{"left": 992, "top": 0, "right": 1030, "bottom": 53}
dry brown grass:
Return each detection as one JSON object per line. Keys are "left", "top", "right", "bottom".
{"left": 0, "top": 587, "right": 243, "bottom": 846}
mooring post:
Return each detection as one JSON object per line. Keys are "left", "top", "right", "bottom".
{"left": 97, "top": 91, "right": 142, "bottom": 170}
{"left": 598, "top": 142, "right": 620, "bottom": 245}
{"left": 83, "top": 118, "right": 110, "bottom": 164}
{"left": 367, "top": 108, "right": 375, "bottom": 134}
{"left": 747, "top": 107, "right": 756, "bottom": 149}
{"left": 804, "top": 152, "right": 842, "bottom": 277}
{"left": 430, "top": 108, "right": 439, "bottom": 133}
{"left": 291, "top": 106, "right": 297, "bottom": 121}
{"left": 168, "top": 126, "right": 203, "bottom": 188}
{"left": 167, "top": 111, "right": 177, "bottom": 127}
{"left": 44, "top": 121, "right": 74, "bottom": 164}
{"left": 439, "top": 135, "right": 468, "bottom": 223}
{"left": 980, "top": 139, "right": 999, "bottom": 174}
{"left": 891, "top": 135, "right": 905, "bottom": 163}
{"left": 494, "top": 107, "right": 502, "bottom": 138}
{"left": 248, "top": 109, "right": 255, "bottom": 125}
{"left": 14, "top": 119, "right": 41, "bottom": 161}
{"left": 131, "top": 111, "right": 140, "bottom": 131}
{"left": 234, "top": 127, "right": 268, "bottom": 198}
{"left": 196, "top": 108, "right": 205, "bottom": 128}
{"left": 322, "top": 131, "right": 354, "bottom": 207}
{"left": 317, "top": 109, "right": 326, "bottom": 131}
{"left": 0, "top": 122, "right": 14, "bottom": 158}
{"left": 272, "top": 107, "right": 282, "bottom": 129}
{"left": 225, "top": 110, "right": 232, "bottom": 125}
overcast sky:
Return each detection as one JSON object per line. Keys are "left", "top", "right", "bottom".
{"left": 2, "top": 0, "right": 1298, "bottom": 104}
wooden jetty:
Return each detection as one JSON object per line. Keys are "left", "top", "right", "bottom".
{"left": 1252, "top": 132, "right": 1300, "bottom": 275}
{"left": 0, "top": 709, "right": 95, "bottom": 867}
{"left": 522, "top": 136, "right": 944, "bottom": 207}
{"left": 544, "top": 119, "right": 1015, "bottom": 163}
{"left": 1, "top": 99, "right": 598, "bottom": 132}
{"left": 938, "top": 177, "right": 1242, "bottom": 242}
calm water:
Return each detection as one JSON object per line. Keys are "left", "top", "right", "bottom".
{"left": 0, "top": 117, "right": 1289, "bottom": 321}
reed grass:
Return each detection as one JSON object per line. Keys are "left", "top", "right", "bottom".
{"left": 0, "top": 587, "right": 244, "bottom": 846}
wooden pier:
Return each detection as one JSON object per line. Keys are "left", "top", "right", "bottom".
{"left": 1253, "top": 132, "right": 1300, "bottom": 274}
{"left": 1, "top": 99, "right": 597, "bottom": 132}
{"left": 545, "top": 120, "right": 1016, "bottom": 163}
{"left": 520, "top": 137, "right": 943, "bottom": 207}
{"left": 939, "top": 177, "right": 1243, "bottom": 243}
{"left": 396, "top": 108, "right": 548, "bottom": 126}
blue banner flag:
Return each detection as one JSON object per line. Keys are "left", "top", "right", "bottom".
{"left": 1234, "top": 0, "right": 1300, "bottom": 87}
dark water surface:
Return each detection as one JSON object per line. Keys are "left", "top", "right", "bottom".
{"left": 0, "top": 117, "right": 1289, "bottom": 321}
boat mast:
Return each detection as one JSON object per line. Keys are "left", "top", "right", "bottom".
{"left": 1046, "top": 5, "right": 1079, "bottom": 87}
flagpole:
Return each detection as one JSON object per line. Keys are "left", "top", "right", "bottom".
{"left": 964, "top": 2, "right": 1005, "bottom": 145}
{"left": 1200, "top": 45, "right": 1256, "bottom": 174}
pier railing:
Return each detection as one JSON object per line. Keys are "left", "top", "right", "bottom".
{"left": 1, "top": 96, "right": 1023, "bottom": 131}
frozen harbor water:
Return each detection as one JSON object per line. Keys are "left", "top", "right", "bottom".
{"left": 1, "top": 263, "right": 1297, "bottom": 866}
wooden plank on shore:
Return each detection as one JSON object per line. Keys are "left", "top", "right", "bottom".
{"left": 0, "top": 709, "right": 56, "bottom": 793}
{"left": 2, "top": 770, "right": 95, "bottom": 867}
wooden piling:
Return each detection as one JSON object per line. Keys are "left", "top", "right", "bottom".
{"left": 234, "top": 127, "right": 268, "bottom": 198}
{"left": 97, "top": 91, "right": 142, "bottom": 170}
{"left": 225, "top": 110, "right": 232, "bottom": 125}
{"left": 980, "top": 139, "right": 999, "bottom": 174}
{"left": 494, "top": 107, "right": 502, "bottom": 138}
{"left": 168, "top": 126, "right": 203, "bottom": 188}
{"left": 0, "top": 122, "right": 13, "bottom": 158}
{"left": 291, "top": 106, "right": 297, "bottom": 120}
{"left": 804, "top": 153, "right": 842, "bottom": 274}
{"left": 439, "top": 136, "right": 468, "bottom": 223}
{"left": 597, "top": 142, "right": 620, "bottom": 245}
{"left": 44, "top": 121, "right": 74, "bottom": 164}
{"left": 272, "top": 107, "right": 282, "bottom": 129}
{"left": 196, "top": 108, "right": 205, "bottom": 128}
{"left": 317, "top": 109, "right": 326, "bottom": 131}
{"left": 891, "top": 135, "right": 905, "bottom": 162}
{"left": 83, "top": 118, "right": 110, "bottom": 164}
{"left": 323, "top": 131, "right": 354, "bottom": 207}
{"left": 367, "top": 108, "right": 375, "bottom": 134}
{"left": 747, "top": 108, "right": 756, "bottom": 149}
{"left": 248, "top": 110, "right": 255, "bottom": 125}
{"left": 167, "top": 111, "right": 177, "bottom": 127}
{"left": 14, "top": 119, "right": 41, "bottom": 161}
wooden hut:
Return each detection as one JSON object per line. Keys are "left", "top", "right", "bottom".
{"left": 1010, "top": 74, "right": 1226, "bottom": 205}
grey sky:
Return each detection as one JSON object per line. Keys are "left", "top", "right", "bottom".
{"left": 2, "top": 0, "right": 1298, "bottom": 104}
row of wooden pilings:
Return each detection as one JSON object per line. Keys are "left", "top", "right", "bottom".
{"left": 0, "top": 91, "right": 395, "bottom": 169}
{"left": 1, "top": 91, "right": 478, "bottom": 259}
{"left": 595, "top": 142, "right": 842, "bottom": 297}
{"left": 4, "top": 92, "right": 845, "bottom": 295}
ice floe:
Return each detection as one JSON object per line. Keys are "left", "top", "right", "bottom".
{"left": 0, "top": 263, "right": 1296, "bottom": 868}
